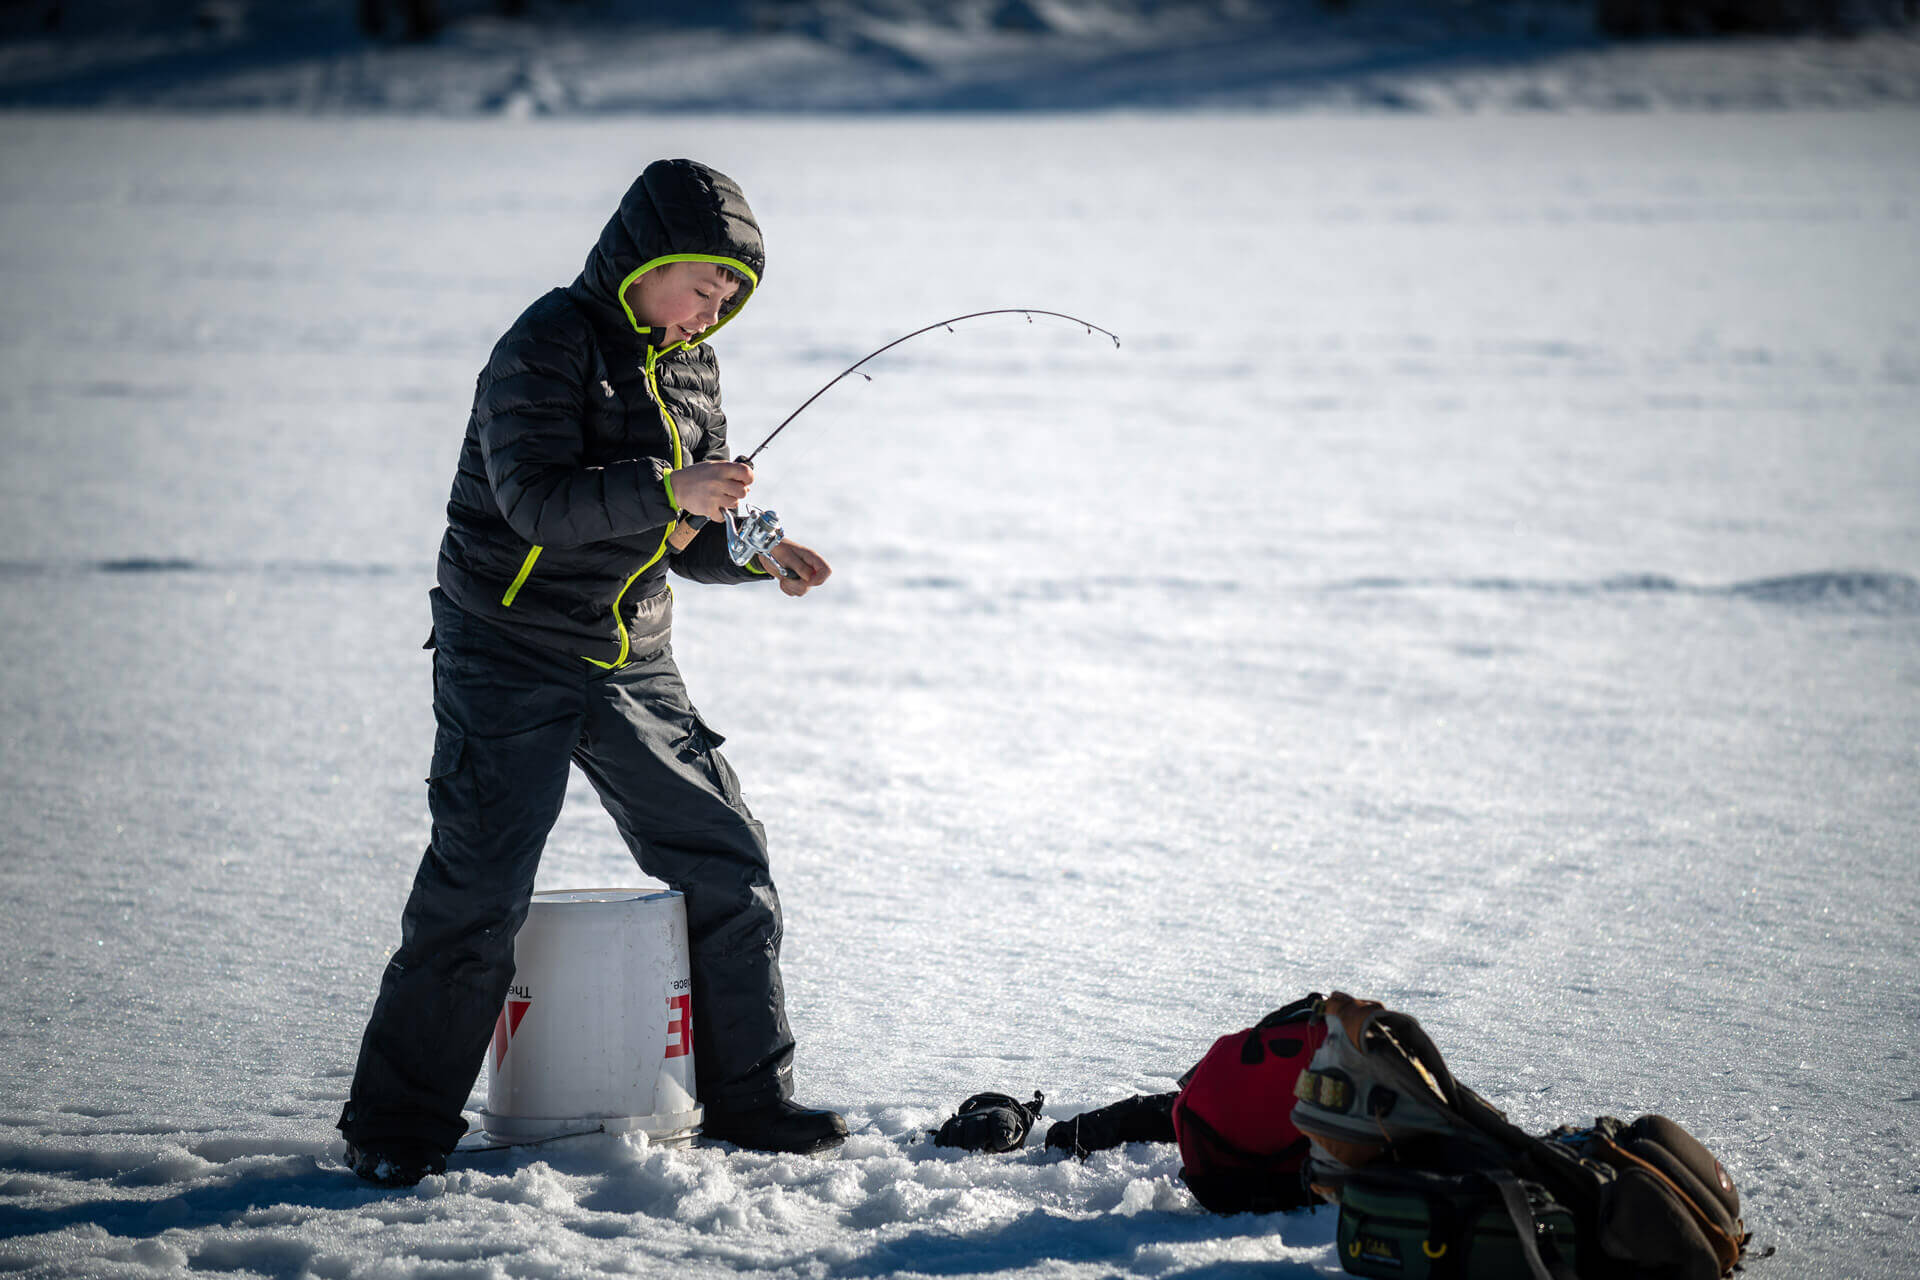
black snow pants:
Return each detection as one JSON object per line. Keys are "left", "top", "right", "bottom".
{"left": 338, "top": 588, "right": 795, "bottom": 1154}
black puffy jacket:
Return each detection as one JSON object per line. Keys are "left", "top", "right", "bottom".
{"left": 436, "top": 159, "right": 770, "bottom": 669}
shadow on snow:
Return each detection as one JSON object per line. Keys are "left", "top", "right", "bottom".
{"left": 823, "top": 1205, "right": 1331, "bottom": 1279}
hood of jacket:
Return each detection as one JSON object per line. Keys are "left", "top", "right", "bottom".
{"left": 571, "top": 158, "right": 765, "bottom": 354}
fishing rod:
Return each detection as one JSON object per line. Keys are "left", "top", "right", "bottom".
{"left": 742, "top": 308, "right": 1121, "bottom": 464}
{"left": 679, "top": 309, "right": 1122, "bottom": 574}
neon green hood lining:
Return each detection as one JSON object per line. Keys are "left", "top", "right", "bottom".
{"left": 617, "top": 253, "right": 761, "bottom": 355}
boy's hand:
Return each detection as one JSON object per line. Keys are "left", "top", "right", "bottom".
{"left": 761, "top": 540, "right": 830, "bottom": 597}
{"left": 670, "top": 460, "right": 754, "bottom": 521}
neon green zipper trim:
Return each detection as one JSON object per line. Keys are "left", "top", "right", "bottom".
{"left": 583, "top": 348, "right": 685, "bottom": 671}
{"left": 502, "top": 545, "right": 543, "bottom": 607}
{"left": 616, "top": 252, "right": 760, "bottom": 351}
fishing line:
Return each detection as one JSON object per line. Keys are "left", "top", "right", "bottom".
{"left": 742, "top": 308, "right": 1122, "bottom": 463}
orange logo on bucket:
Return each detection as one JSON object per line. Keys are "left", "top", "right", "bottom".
{"left": 491, "top": 998, "right": 532, "bottom": 1070}
{"left": 665, "top": 994, "right": 692, "bottom": 1059}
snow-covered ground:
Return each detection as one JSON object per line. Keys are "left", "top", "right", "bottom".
{"left": 1, "top": 103, "right": 1918, "bottom": 1277}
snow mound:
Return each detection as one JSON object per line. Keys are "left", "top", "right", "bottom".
{"left": 0, "top": 1117, "right": 1339, "bottom": 1279}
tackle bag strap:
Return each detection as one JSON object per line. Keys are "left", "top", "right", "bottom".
{"left": 1251, "top": 993, "right": 1323, "bottom": 1031}
{"left": 1482, "top": 1168, "right": 1575, "bottom": 1280}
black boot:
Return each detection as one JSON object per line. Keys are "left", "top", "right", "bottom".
{"left": 343, "top": 1139, "right": 448, "bottom": 1187}
{"left": 702, "top": 1099, "right": 848, "bottom": 1155}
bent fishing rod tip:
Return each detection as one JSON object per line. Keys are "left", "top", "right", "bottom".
{"left": 745, "top": 307, "right": 1122, "bottom": 460}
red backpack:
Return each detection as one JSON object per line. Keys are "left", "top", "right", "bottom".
{"left": 1171, "top": 993, "right": 1327, "bottom": 1214}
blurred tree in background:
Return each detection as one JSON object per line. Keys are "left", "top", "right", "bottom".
{"left": 3, "top": 0, "right": 1911, "bottom": 41}
{"left": 356, "top": 0, "right": 539, "bottom": 40}
{"left": 1592, "top": 0, "right": 1913, "bottom": 34}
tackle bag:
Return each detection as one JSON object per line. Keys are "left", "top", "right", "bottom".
{"left": 1335, "top": 1166, "right": 1580, "bottom": 1280}
{"left": 1292, "top": 993, "right": 1749, "bottom": 1280}
{"left": 1170, "top": 993, "right": 1327, "bottom": 1214}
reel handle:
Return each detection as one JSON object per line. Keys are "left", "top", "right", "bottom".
{"left": 725, "top": 506, "right": 797, "bottom": 579}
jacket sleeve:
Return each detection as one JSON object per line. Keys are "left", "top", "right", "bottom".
{"left": 474, "top": 319, "right": 677, "bottom": 550}
{"left": 670, "top": 518, "right": 772, "bottom": 584}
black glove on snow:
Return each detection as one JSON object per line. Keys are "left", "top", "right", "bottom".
{"left": 930, "top": 1091, "right": 1045, "bottom": 1153}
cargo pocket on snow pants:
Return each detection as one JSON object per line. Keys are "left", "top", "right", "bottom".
{"left": 676, "top": 711, "right": 747, "bottom": 812}
{"left": 426, "top": 725, "right": 465, "bottom": 784}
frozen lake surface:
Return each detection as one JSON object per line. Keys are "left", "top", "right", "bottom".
{"left": 0, "top": 108, "right": 1917, "bottom": 1277}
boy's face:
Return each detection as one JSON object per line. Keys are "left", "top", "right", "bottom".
{"left": 625, "top": 261, "right": 742, "bottom": 346}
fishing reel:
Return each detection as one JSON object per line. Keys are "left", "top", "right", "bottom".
{"left": 723, "top": 503, "right": 790, "bottom": 574}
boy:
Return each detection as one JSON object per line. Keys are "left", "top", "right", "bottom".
{"left": 338, "top": 158, "right": 845, "bottom": 1187}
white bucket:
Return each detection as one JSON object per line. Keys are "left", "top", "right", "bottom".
{"left": 481, "top": 888, "right": 702, "bottom": 1146}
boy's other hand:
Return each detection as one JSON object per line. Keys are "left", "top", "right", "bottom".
{"left": 761, "top": 540, "right": 830, "bottom": 597}
{"left": 671, "top": 461, "right": 754, "bottom": 520}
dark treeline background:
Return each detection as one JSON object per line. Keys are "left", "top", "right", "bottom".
{"left": 6, "top": 0, "right": 1914, "bottom": 42}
